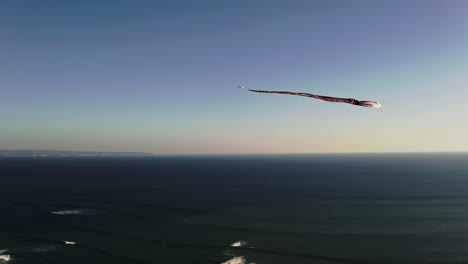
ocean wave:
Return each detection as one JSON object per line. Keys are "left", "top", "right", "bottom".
{"left": 51, "top": 209, "right": 100, "bottom": 215}
{"left": 226, "top": 241, "right": 357, "bottom": 263}
{"left": 14, "top": 238, "right": 76, "bottom": 245}
{"left": 221, "top": 256, "right": 245, "bottom": 264}
{"left": 0, "top": 254, "right": 11, "bottom": 262}
{"left": 240, "top": 246, "right": 357, "bottom": 263}
{"left": 230, "top": 241, "right": 248, "bottom": 247}
{"left": 2, "top": 240, "right": 141, "bottom": 264}
{"left": 31, "top": 245, "right": 58, "bottom": 253}
{"left": 73, "top": 244, "right": 147, "bottom": 264}
{"left": 5, "top": 239, "right": 75, "bottom": 254}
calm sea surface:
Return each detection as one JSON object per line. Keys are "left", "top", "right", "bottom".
{"left": 1, "top": 153, "right": 468, "bottom": 264}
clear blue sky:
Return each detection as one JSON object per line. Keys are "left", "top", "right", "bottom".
{"left": 2, "top": 0, "right": 468, "bottom": 154}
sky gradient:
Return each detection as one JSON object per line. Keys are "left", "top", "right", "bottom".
{"left": 1, "top": 0, "right": 468, "bottom": 154}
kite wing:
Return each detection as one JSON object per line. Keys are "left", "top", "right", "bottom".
{"left": 239, "top": 86, "right": 383, "bottom": 111}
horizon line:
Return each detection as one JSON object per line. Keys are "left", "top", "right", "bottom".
{"left": 1, "top": 149, "right": 467, "bottom": 156}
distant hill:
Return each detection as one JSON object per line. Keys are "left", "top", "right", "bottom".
{"left": 0, "top": 150, "right": 155, "bottom": 157}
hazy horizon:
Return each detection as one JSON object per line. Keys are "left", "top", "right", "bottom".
{"left": 1, "top": 148, "right": 468, "bottom": 156}
{"left": 2, "top": 0, "right": 468, "bottom": 154}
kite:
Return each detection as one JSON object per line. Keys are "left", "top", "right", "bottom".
{"left": 238, "top": 86, "right": 383, "bottom": 112}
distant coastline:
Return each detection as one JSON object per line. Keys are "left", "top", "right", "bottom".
{"left": 0, "top": 150, "right": 155, "bottom": 157}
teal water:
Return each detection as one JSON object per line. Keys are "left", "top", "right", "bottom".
{"left": 1, "top": 153, "right": 468, "bottom": 264}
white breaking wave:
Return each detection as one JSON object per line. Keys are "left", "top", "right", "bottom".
{"left": 0, "top": 254, "right": 11, "bottom": 262}
{"left": 51, "top": 209, "right": 98, "bottom": 215}
{"left": 0, "top": 249, "right": 10, "bottom": 262}
{"left": 221, "top": 256, "right": 245, "bottom": 264}
{"left": 64, "top": 241, "right": 76, "bottom": 245}
{"left": 51, "top": 209, "right": 86, "bottom": 215}
{"left": 230, "top": 241, "right": 247, "bottom": 247}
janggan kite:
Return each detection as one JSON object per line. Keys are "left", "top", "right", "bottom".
{"left": 239, "top": 86, "right": 383, "bottom": 112}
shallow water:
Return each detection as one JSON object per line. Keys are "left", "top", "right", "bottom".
{"left": 1, "top": 153, "right": 468, "bottom": 264}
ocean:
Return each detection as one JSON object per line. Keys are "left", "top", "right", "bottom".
{"left": 1, "top": 153, "right": 468, "bottom": 264}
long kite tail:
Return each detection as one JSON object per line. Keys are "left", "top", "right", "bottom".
{"left": 242, "top": 87, "right": 359, "bottom": 105}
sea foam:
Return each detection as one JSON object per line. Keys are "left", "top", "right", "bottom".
{"left": 230, "top": 241, "right": 247, "bottom": 247}
{"left": 51, "top": 209, "right": 99, "bottom": 215}
{"left": 0, "top": 254, "right": 11, "bottom": 262}
{"left": 221, "top": 256, "right": 245, "bottom": 264}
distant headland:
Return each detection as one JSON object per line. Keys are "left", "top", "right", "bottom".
{"left": 0, "top": 150, "right": 155, "bottom": 157}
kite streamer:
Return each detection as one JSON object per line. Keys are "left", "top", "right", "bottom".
{"left": 238, "top": 86, "right": 383, "bottom": 112}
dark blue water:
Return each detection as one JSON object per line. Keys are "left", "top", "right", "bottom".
{"left": 1, "top": 153, "right": 468, "bottom": 264}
